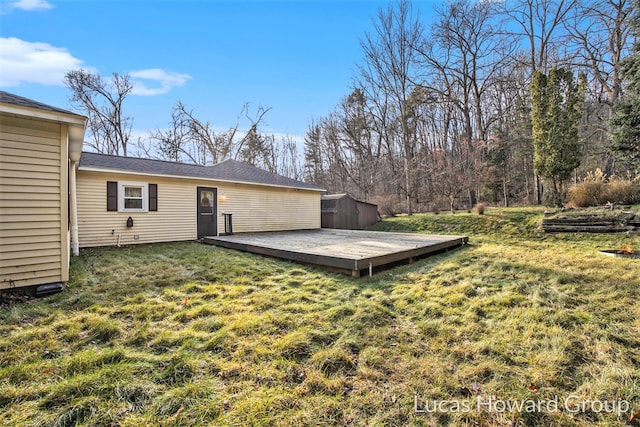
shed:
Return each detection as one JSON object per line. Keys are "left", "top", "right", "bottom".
{"left": 0, "top": 91, "right": 86, "bottom": 290}
{"left": 321, "top": 193, "right": 378, "bottom": 230}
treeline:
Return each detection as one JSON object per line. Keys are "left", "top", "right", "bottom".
{"left": 65, "top": 0, "right": 638, "bottom": 210}
{"left": 303, "top": 0, "right": 638, "bottom": 211}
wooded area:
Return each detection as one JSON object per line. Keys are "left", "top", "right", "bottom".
{"left": 304, "top": 0, "right": 639, "bottom": 211}
{"left": 65, "top": 0, "right": 640, "bottom": 211}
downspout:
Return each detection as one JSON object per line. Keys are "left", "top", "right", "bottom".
{"left": 70, "top": 161, "right": 80, "bottom": 256}
{"left": 68, "top": 122, "right": 85, "bottom": 256}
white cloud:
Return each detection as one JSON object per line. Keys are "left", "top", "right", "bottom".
{"left": 0, "top": 39, "right": 191, "bottom": 95}
{"left": 1, "top": 0, "right": 53, "bottom": 13}
{"left": 0, "top": 37, "right": 86, "bottom": 87}
{"left": 129, "top": 68, "right": 192, "bottom": 96}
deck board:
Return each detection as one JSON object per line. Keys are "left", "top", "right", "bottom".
{"left": 203, "top": 229, "right": 468, "bottom": 276}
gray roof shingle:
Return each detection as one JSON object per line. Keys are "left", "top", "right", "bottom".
{"left": 0, "top": 90, "right": 83, "bottom": 117}
{"left": 79, "top": 152, "right": 323, "bottom": 191}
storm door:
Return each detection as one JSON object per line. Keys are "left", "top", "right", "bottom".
{"left": 197, "top": 187, "right": 217, "bottom": 239}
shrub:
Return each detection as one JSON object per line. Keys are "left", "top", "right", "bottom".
{"left": 568, "top": 169, "right": 639, "bottom": 207}
{"left": 606, "top": 175, "right": 640, "bottom": 204}
{"left": 568, "top": 183, "right": 602, "bottom": 207}
{"left": 567, "top": 169, "right": 605, "bottom": 207}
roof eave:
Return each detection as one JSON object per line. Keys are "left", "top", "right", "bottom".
{"left": 0, "top": 102, "right": 87, "bottom": 126}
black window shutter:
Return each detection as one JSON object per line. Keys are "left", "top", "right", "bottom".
{"left": 107, "top": 181, "right": 118, "bottom": 211}
{"left": 149, "top": 184, "right": 158, "bottom": 211}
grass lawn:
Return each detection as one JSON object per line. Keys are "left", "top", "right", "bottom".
{"left": 1, "top": 207, "right": 639, "bottom": 426}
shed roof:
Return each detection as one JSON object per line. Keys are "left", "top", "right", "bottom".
{"left": 321, "top": 193, "right": 378, "bottom": 207}
{"left": 79, "top": 152, "right": 324, "bottom": 191}
{"left": 321, "top": 193, "right": 349, "bottom": 201}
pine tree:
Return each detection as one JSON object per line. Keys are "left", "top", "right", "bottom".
{"left": 530, "top": 68, "right": 587, "bottom": 206}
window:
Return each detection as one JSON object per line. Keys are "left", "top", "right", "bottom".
{"left": 107, "top": 181, "right": 158, "bottom": 212}
{"left": 123, "top": 185, "right": 144, "bottom": 210}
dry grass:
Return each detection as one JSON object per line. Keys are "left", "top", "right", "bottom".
{"left": 568, "top": 170, "right": 640, "bottom": 207}
{"left": 1, "top": 207, "right": 639, "bottom": 426}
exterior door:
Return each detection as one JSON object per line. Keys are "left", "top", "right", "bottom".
{"left": 197, "top": 187, "right": 217, "bottom": 239}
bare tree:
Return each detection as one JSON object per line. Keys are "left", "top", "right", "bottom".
{"left": 566, "top": 0, "right": 633, "bottom": 175}
{"left": 338, "top": 88, "right": 383, "bottom": 201}
{"left": 263, "top": 135, "right": 304, "bottom": 180}
{"left": 65, "top": 69, "right": 133, "bottom": 156}
{"left": 234, "top": 105, "right": 271, "bottom": 162}
{"left": 416, "top": 0, "right": 506, "bottom": 206}
{"left": 502, "top": 0, "right": 578, "bottom": 74}
{"left": 151, "top": 102, "right": 270, "bottom": 165}
{"left": 149, "top": 102, "right": 194, "bottom": 162}
{"left": 358, "top": 0, "right": 423, "bottom": 214}
{"left": 569, "top": 0, "right": 632, "bottom": 107}
{"left": 304, "top": 120, "right": 325, "bottom": 184}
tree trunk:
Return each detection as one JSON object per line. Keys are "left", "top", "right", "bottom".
{"left": 405, "top": 157, "right": 413, "bottom": 215}
{"left": 503, "top": 178, "right": 509, "bottom": 207}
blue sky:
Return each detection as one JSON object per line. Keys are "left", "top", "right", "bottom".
{"left": 0, "top": 0, "right": 438, "bottom": 142}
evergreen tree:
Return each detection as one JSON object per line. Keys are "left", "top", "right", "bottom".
{"left": 610, "top": 1, "right": 640, "bottom": 169}
{"left": 530, "top": 68, "right": 587, "bottom": 206}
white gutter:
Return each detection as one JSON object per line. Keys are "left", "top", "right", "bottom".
{"left": 69, "top": 161, "right": 80, "bottom": 256}
{"left": 68, "top": 124, "right": 85, "bottom": 162}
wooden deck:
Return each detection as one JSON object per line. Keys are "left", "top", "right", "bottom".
{"left": 203, "top": 229, "right": 468, "bottom": 277}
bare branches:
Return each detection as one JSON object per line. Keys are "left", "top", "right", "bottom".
{"left": 499, "top": 0, "right": 578, "bottom": 74}
{"left": 358, "top": 0, "right": 423, "bottom": 213}
{"left": 151, "top": 102, "right": 251, "bottom": 165}
{"left": 150, "top": 102, "right": 300, "bottom": 176}
{"left": 234, "top": 104, "right": 272, "bottom": 161}
{"left": 65, "top": 69, "right": 133, "bottom": 156}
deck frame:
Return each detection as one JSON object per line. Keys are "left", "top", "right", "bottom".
{"left": 204, "top": 229, "right": 468, "bottom": 277}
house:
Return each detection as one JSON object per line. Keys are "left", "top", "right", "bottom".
{"left": 76, "top": 153, "right": 322, "bottom": 248}
{"left": 0, "top": 91, "right": 323, "bottom": 291}
{"left": 321, "top": 193, "right": 379, "bottom": 230}
{"left": 0, "top": 91, "right": 86, "bottom": 291}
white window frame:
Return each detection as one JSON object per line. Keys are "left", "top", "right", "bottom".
{"left": 118, "top": 182, "right": 148, "bottom": 212}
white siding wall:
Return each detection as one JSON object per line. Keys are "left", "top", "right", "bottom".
{"left": 217, "top": 181, "right": 320, "bottom": 234}
{"left": 0, "top": 115, "right": 67, "bottom": 289}
{"left": 76, "top": 171, "right": 320, "bottom": 248}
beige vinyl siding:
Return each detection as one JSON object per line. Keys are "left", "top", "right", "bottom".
{"left": 77, "top": 172, "right": 197, "bottom": 247}
{"left": 0, "top": 115, "right": 67, "bottom": 289}
{"left": 217, "top": 182, "right": 320, "bottom": 233}
{"left": 76, "top": 170, "right": 321, "bottom": 248}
